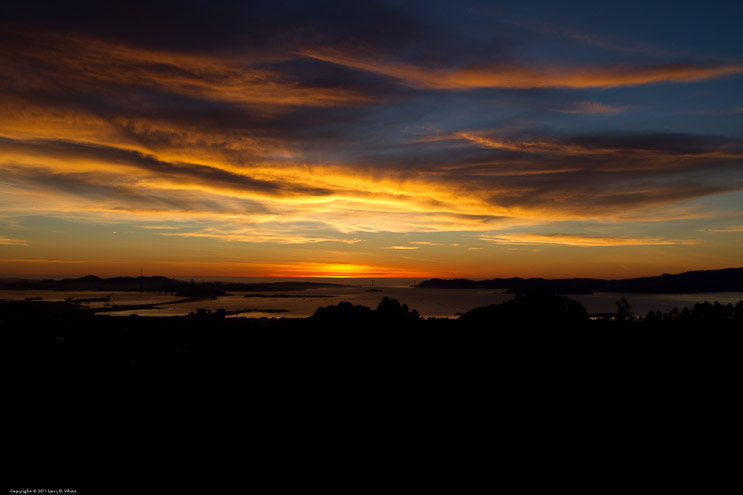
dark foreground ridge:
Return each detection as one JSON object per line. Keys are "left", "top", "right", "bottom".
{"left": 417, "top": 267, "right": 743, "bottom": 293}
{"left": 5, "top": 292, "right": 741, "bottom": 370}
{"left": 6, "top": 293, "right": 740, "bottom": 402}
{"left": 6, "top": 292, "right": 739, "bottom": 484}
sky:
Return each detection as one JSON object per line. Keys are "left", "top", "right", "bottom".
{"left": 1, "top": 0, "right": 742, "bottom": 279}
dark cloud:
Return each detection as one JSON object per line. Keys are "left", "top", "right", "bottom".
{"left": 564, "top": 133, "right": 741, "bottom": 155}
{"left": 1, "top": 165, "right": 224, "bottom": 213}
{"left": 0, "top": 137, "right": 333, "bottom": 196}
{"left": 330, "top": 129, "right": 743, "bottom": 214}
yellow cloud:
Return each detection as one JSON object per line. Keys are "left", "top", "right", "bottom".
{"left": 0, "top": 236, "right": 29, "bottom": 246}
{"left": 480, "top": 233, "right": 694, "bottom": 247}
{"left": 160, "top": 231, "right": 361, "bottom": 244}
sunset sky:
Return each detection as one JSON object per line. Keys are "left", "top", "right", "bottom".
{"left": 1, "top": 0, "right": 742, "bottom": 279}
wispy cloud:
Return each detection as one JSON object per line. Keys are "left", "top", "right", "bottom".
{"left": 0, "top": 236, "right": 29, "bottom": 246}
{"left": 686, "top": 108, "right": 743, "bottom": 116}
{"left": 2, "top": 128, "right": 741, "bottom": 234}
{"left": 2, "top": 32, "right": 373, "bottom": 108}
{"left": 302, "top": 48, "right": 743, "bottom": 90}
{"left": 0, "top": 258, "right": 87, "bottom": 263}
{"left": 480, "top": 233, "right": 694, "bottom": 247}
{"left": 437, "top": 130, "right": 742, "bottom": 158}
{"left": 160, "top": 231, "right": 362, "bottom": 245}
{"left": 511, "top": 17, "right": 685, "bottom": 58}
{"left": 556, "top": 101, "right": 628, "bottom": 115}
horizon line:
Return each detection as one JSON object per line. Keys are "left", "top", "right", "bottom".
{"left": 2, "top": 266, "right": 741, "bottom": 283}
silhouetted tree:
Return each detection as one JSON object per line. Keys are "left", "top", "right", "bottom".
{"left": 735, "top": 301, "right": 743, "bottom": 321}
{"left": 375, "top": 297, "right": 421, "bottom": 324}
{"left": 616, "top": 297, "right": 634, "bottom": 321}
{"left": 310, "top": 297, "right": 422, "bottom": 328}
{"left": 311, "top": 301, "right": 373, "bottom": 324}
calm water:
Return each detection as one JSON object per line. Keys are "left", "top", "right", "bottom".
{"left": 2, "top": 277, "right": 742, "bottom": 318}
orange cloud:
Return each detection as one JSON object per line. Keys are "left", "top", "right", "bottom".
{"left": 0, "top": 236, "right": 29, "bottom": 246}
{"left": 302, "top": 48, "right": 743, "bottom": 89}
{"left": 3, "top": 32, "right": 372, "bottom": 108}
{"left": 430, "top": 130, "right": 743, "bottom": 163}
{"left": 160, "top": 231, "right": 361, "bottom": 245}
{"left": 0, "top": 258, "right": 87, "bottom": 264}
{"left": 3, "top": 126, "right": 740, "bottom": 241}
{"left": 557, "top": 101, "right": 629, "bottom": 115}
{"left": 479, "top": 233, "right": 695, "bottom": 247}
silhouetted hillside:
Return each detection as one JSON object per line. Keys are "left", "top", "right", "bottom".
{"left": 418, "top": 268, "right": 743, "bottom": 293}
{"left": 458, "top": 291, "right": 590, "bottom": 328}
{"left": 4, "top": 295, "right": 741, "bottom": 405}
{"left": 0, "top": 275, "right": 177, "bottom": 291}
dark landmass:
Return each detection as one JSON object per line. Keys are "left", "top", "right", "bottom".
{"left": 235, "top": 308, "right": 289, "bottom": 314}
{"left": 0, "top": 274, "right": 176, "bottom": 291}
{"left": 243, "top": 294, "right": 337, "bottom": 298}
{"left": 66, "top": 295, "right": 112, "bottom": 303}
{"left": 174, "top": 288, "right": 229, "bottom": 298}
{"left": 418, "top": 267, "right": 743, "bottom": 294}
{"left": 5, "top": 293, "right": 740, "bottom": 394}
{"left": 86, "top": 294, "right": 228, "bottom": 314}
{"left": 189, "top": 307, "right": 289, "bottom": 316}
{"left": 0, "top": 274, "right": 349, "bottom": 292}
{"left": 6, "top": 292, "right": 739, "bottom": 472}
{"left": 4, "top": 292, "right": 739, "bottom": 344}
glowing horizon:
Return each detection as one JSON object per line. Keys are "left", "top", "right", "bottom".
{"left": 1, "top": 1, "right": 742, "bottom": 280}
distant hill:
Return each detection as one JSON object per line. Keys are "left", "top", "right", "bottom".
{"left": 0, "top": 275, "right": 177, "bottom": 291}
{"left": 0, "top": 275, "right": 349, "bottom": 292}
{"left": 417, "top": 268, "right": 743, "bottom": 294}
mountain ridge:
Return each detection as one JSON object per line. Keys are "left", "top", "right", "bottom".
{"left": 416, "top": 268, "right": 743, "bottom": 294}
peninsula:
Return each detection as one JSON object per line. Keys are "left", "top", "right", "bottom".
{"left": 416, "top": 268, "right": 743, "bottom": 294}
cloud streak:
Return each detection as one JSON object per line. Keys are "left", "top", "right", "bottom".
{"left": 480, "top": 233, "right": 695, "bottom": 247}
{"left": 1, "top": 127, "right": 741, "bottom": 238}
{"left": 0, "top": 236, "right": 29, "bottom": 246}
{"left": 160, "top": 231, "right": 362, "bottom": 245}
{"left": 1, "top": 31, "right": 373, "bottom": 108}
{"left": 302, "top": 48, "right": 743, "bottom": 90}
{"left": 556, "top": 101, "right": 629, "bottom": 115}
